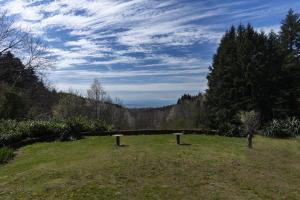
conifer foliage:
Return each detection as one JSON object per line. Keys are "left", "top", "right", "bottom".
{"left": 206, "top": 9, "right": 300, "bottom": 129}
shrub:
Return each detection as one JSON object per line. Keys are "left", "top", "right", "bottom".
{"left": 0, "top": 118, "right": 110, "bottom": 146}
{"left": 59, "top": 121, "right": 82, "bottom": 141}
{"left": 90, "top": 119, "right": 109, "bottom": 132}
{"left": 0, "top": 147, "right": 14, "bottom": 164}
{"left": 27, "top": 121, "right": 54, "bottom": 138}
{"left": 69, "top": 116, "right": 94, "bottom": 132}
{"left": 218, "top": 123, "right": 242, "bottom": 137}
{"left": 265, "top": 117, "right": 300, "bottom": 137}
{"left": 0, "top": 120, "right": 27, "bottom": 146}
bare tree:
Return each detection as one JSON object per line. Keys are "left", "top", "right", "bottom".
{"left": 114, "top": 97, "right": 123, "bottom": 106}
{"left": 0, "top": 11, "right": 50, "bottom": 72}
{"left": 239, "top": 111, "right": 260, "bottom": 148}
{"left": 21, "top": 36, "right": 51, "bottom": 70}
{"left": 0, "top": 11, "right": 25, "bottom": 54}
{"left": 87, "top": 78, "right": 106, "bottom": 118}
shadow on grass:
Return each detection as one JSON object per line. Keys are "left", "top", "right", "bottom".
{"left": 179, "top": 143, "right": 192, "bottom": 146}
{"left": 116, "top": 145, "right": 130, "bottom": 148}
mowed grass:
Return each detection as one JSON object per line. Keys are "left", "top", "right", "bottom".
{"left": 0, "top": 135, "right": 300, "bottom": 200}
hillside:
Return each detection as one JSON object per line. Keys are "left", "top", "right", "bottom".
{"left": 127, "top": 93, "right": 207, "bottom": 129}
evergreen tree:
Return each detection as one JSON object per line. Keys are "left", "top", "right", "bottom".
{"left": 206, "top": 26, "right": 238, "bottom": 128}
{"left": 278, "top": 9, "right": 300, "bottom": 117}
{"left": 279, "top": 9, "right": 300, "bottom": 63}
{"left": 0, "top": 52, "right": 56, "bottom": 119}
{"left": 206, "top": 24, "right": 285, "bottom": 129}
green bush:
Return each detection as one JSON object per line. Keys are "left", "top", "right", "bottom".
{"left": 59, "top": 117, "right": 108, "bottom": 141}
{"left": 265, "top": 117, "right": 300, "bottom": 137}
{"left": 0, "top": 118, "right": 109, "bottom": 146}
{"left": 68, "top": 116, "right": 108, "bottom": 132}
{"left": 91, "top": 119, "right": 109, "bottom": 132}
{"left": 0, "top": 120, "right": 27, "bottom": 146}
{"left": 0, "top": 147, "right": 14, "bottom": 164}
{"left": 218, "top": 123, "right": 242, "bottom": 137}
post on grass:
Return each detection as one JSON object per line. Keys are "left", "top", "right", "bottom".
{"left": 112, "top": 134, "right": 123, "bottom": 146}
{"left": 173, "top": 133, "right": 183, "bottom": 145}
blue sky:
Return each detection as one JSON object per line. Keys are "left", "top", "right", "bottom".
{"left": 1, "top": 0, "right": 300, "bottom": 107}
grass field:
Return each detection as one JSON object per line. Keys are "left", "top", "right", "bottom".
{"left": 0, "top": 135, "right": 299, "bottom": 200}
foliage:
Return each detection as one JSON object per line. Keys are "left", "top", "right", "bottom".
{"left": 0, "top": 90, "right": 25, "bottom": 119}
{"left": 0, "top": 52, "right": 57, "bottom": 120}
{"left": 0, "top": 117, "right": 109, "bottom": 146}
{"left": 52, "top": 92, "right": 87, "bottom": 119}
{"left": 206, "top": 9, "right": 300, "bottom": 129}
{"left": 0, "top": 147, "right": 14, "bottom": 164}
{"left": 239, "top": 111, "right": 259, "bottom": 134}
{"left": 218, "top": 122, "right": 241, "bottom": 137}
{"left": 265, "top": 117, "right": 300, "bottom": 137}
{"left": 0, "top": 120, "right": 27, "bottom": 146}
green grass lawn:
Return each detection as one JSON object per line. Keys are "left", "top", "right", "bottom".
{"left": 0, "top": 135, "right": 299, "bottom": 200}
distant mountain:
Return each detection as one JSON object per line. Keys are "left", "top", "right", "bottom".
{"left": 124, "top": 99, "right": 176, "bottom": 108}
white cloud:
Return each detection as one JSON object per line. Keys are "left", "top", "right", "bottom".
{"left": 50, "top": 67, "right": 208, "bottom": 79}
{"left": 55, "top": 81, "right": 205, "bottom": 92}
{"left": 256, "top": 25, "right": 281, "bottom": 34}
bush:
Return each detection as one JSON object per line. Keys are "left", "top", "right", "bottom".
{"left": 0, "top": 147, "right": 14, "bottom": 164}
{"left": 0, "top": 117, "right": 109, "bottom": 146}
{"left": 0, "top": 120, "right": 27, "bottom": 146}
{"left": 218, "top": 123, "right": 242, "bottom": 137}
{"left": 265, "top": 117, "right": 300, "bottom": 137}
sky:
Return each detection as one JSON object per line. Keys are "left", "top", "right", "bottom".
{"left": 0, "top": 0, "right": 300, "bottom": 107}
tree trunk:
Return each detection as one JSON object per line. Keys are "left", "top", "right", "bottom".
{"left": 247, "top": 132, "right": 253, "bottom": 149}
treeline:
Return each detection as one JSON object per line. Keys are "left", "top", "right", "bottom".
{"left": 206, "top": 9, "right": 300, "bottom": 131}
{"left": 52, "top": 80, "right": 130, "bottom": 129}
{"left": 54, "top": 90, "right": 207, "bottom": 130}
{"left": 0, "top": 52, "right": 57, "bottom": 119}
{"left": 128, "top": 93, "right": 206, "bottom": 129}
{"left": 0, "top": 48, "right": 204, "bottom": 130}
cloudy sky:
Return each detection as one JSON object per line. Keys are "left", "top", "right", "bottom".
{"left": 1, "top": 0, "right": 300, "bottom": 107}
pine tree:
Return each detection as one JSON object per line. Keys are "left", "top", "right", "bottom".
{"left": 206, "top": 23, "right": 286, "bottom": 129}
{"left": 206, "top": 26, "right": 238, "bottom": 128}
{"left": 278, "top": 9, "right": 300, "bottom": 117}
{"left": 279, "top": 9, "right": 300, "bottom": 63}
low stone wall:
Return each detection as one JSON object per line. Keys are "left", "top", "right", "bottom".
{"left": 84, "top": 129, "right": 219, "bottom": 136}
{"left": 10, "top": 129, "right": 221, "bottom": 149}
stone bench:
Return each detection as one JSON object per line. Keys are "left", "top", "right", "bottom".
{"left": 112, "top": 134, "right": 123, "bottom": 146}
{"left": 173, "top": 133, "right": 183, "bottom": 145}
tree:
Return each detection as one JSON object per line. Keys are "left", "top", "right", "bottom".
{"left": 278, "top": 9, "right": 300, "bottom": 117}
{"left": 279, "top": 9, "right": 300, "bottom": 63}
{"left": 52, "top": 90, "right": 86, "bottom": 119}
{"left": 0, "top": 11, "right": 50, "bottom": 74}
{"left": 0, "top": 51, "right": 55, "bottom": 119}
{"left": 206, "top": 26, "right": 238, "bottom": 128}
{"left": 0, "top": 10, "right": 54, "bottom": 119}
{"left": 0, "top": 51, "right": 38, "bottom": 87}
{"left": 206, "top": 23, "right": 286, "bottom": 129}
{"left": 239, "top": 111, "right": 260, "bottom": 148}
{"left": 0, "top": 84, "right": 25, "bottom": 119}
{"left": 87, "top": 79, "right": 107, "bottom": 118}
